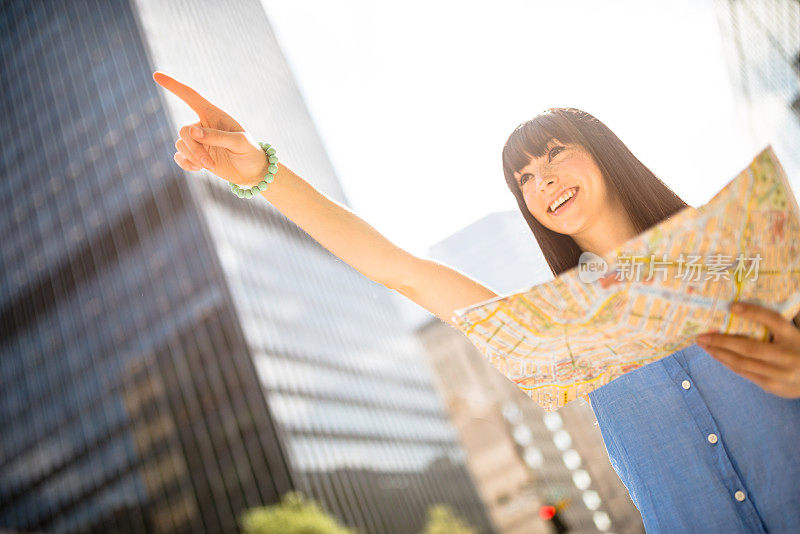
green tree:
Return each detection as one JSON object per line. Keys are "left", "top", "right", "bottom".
{"left": 240, "top": 491, "right": 355, "bottom": 534}
{"left": 420, "top": 504, "right": 477, "bottom": 534}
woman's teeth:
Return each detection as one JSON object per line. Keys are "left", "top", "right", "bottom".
{"left": 549, "top": 187, "right": 578, "bottom": 213}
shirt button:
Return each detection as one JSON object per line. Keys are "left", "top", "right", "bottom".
{"left": 707, "top": 433, "right": 718, "bottom": 444}
{"left": 735, "top": 490, "right": 746, "bottom": 501}
{"left": 682, "top": 380, "right": 691, "bottom": 390}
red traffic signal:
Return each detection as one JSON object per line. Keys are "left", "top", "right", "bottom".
{"left": 539, "top": 505, "right": 556, "bottom": 520}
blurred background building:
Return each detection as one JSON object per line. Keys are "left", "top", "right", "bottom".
{"left": 416, "top": 212, "right": 645, "bottom": 534}
{"left": 713, "top": 0, "right": 800, "bottom": 188}
{"left": 0, "top": 1, "right": 493, "bottom": 533}
{"left": 427, "top": 212, "right": 553, "bottom": 297}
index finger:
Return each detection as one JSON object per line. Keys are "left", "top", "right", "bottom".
{"left": 152, "top": 71, "right": 216, "bottom": 117}
{"left": 731, "top": 301, "right": 796, "bottom": 339}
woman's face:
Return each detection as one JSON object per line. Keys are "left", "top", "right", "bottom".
{"left": 514, "top": 138, "right": 616, "bottom": 236}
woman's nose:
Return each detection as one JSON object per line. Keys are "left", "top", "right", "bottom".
{"left": 538, "top": 176, "right": 556, "bottom": 191}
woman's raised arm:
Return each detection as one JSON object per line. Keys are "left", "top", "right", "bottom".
{"left": 153, "top": 72, "right": 498, "bottom": 327}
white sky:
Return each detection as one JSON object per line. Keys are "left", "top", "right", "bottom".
{"left": 260, "top": 0, "right": 755, "bottom": 257}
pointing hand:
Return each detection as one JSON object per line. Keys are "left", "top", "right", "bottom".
{"left": 152, "top": 71, "right": 270, "bottom": 188}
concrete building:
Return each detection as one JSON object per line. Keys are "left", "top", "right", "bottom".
{"left": 416, "top": 210, "right": 645, "bottom": 533}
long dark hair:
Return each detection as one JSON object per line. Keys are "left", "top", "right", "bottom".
{"left": 502, "top": 107, "right": 689, "bottom": 277}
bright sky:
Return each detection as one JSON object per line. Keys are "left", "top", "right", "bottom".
{"left": 260, "top": 0, "right": 755, "bottom": 258}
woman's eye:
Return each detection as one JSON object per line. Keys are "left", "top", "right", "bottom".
{"left": 519, "top": 146, "right": 564, "bottom": 186}
{"left": 549, "top": 145, "right": 564, "bottom": 160}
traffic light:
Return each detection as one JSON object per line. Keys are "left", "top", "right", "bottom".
{"left": 539, "top": 503, "right": 570, "bottom": 533}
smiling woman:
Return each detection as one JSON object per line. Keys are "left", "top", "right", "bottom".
{"left": 496, "top": 107, "right": 800, "bottom": 532}
{"left": 154, "top": 68, "right": 800, "bottom": 532}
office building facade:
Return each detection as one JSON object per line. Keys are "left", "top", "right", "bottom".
{"left": 713, "top": 0, "right": 800, "bottom": 188}
{"left": 0, "top": 1, "right": 492, "bottom": 532}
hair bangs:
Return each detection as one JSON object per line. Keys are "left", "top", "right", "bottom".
{"left": 502, "top": 109, "right": 589, "bottom": 179}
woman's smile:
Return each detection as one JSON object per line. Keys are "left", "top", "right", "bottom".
{"left": 547, "top": 186, "right": 580, "bottom": 216}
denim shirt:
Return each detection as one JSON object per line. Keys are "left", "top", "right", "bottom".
{"left": 587, "top": 343, "right": 800, "bottom": 533}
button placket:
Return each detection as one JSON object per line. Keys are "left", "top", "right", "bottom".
{"left": 660, "top": 348, "right": 768, "bottom": 532}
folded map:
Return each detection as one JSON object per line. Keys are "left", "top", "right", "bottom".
{"left": 452, "top": 145, "right": 800, "bottom": 412}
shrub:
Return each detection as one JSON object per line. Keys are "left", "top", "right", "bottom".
{"left": 241, "top": 491, "right": 355, "bottom": 534}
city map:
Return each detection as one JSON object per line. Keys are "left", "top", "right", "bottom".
{"left": 452, "top": 145, "right": 800, "bottom": 412}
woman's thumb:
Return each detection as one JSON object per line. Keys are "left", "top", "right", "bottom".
{"left": 190, "top": 126, "right": 244, "bottom": 150}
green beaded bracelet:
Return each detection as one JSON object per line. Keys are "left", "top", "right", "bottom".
{"left": 229, "top": 141, "right": 278, "bottom": 199}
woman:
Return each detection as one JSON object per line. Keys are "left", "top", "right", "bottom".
{"left": 153, "top": 72, "right": 800, "bottom": 532}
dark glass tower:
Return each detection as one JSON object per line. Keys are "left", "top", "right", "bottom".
{"left": 713, "top": 0, "right": 800, "bottom": 187}
{"left": 0, "top": 1, "right": 493, "bottom": 533}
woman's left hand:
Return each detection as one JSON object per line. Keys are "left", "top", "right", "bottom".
{"left": 696, "top": 301, "right": 800, "bottom": 399}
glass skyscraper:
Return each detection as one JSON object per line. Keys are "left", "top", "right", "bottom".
{"left": 0, "top": 1, "right": 492, "bottom": 533}
{"left": 713, "top": 0, "right": 800, "bottom": 188}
